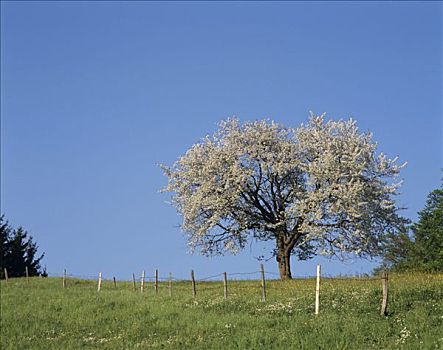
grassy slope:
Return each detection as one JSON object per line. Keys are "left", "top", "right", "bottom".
{"left": 1, "top": 274, "right": 442, "bottom": 349}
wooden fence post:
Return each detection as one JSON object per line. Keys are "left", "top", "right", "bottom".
{"left": 141, "top": 270, "right": 145, "bottom": 293}
{"left": 168, "top": 272, "right": 172, "bottom": 297}
{"left": 155, "top": 269, "right": 158, "bottom": 295}
{"left": 223, "top": 272, "right": 228, "bottom": 300}
{"left": 113, "top": 276, "right": 117, "bottom": 289}
{"left": 191, "top": 270, "right": 196, "bottom": 298}
{"left": 25, "top": 266, "right": 29, "bottom": 283}
{"left": 260, "top": 264, "right": 266, "bottom": 302}
{"left": 315, "top": 264, "right": 321, "bottom": 315}
{"left": 63, "top": 269, "right": 67, "bottom": 288}
{"left": 97, "top": 272, "right": 102, "bottom": 292}
{"left": 4, "top": 268, "right": 8, "bottom": 282}
{"left": 380, "top": 272, "right": 389, "bottom": 316}
{"left": 132, "top": 273, "right": 136, "bottom": 291}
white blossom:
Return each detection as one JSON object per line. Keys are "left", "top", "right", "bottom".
{"left": 161, "top": 114, "right": 406, "bottom": 277}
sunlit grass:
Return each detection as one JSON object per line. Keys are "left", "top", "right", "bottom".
{"left": 1, "top": 273, "right": 442, "bottom": 349}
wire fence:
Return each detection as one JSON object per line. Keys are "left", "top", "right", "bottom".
{"left": 44, "top": 271, "right": 379, "bottom": 282}
{"left": 45, "top": 269, "right": 382, "bottom": 298}
{"left": 2, "top": 264, "right": 389, "bottom": 315}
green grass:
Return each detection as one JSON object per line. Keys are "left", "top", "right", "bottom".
{"left": 1, "top": 273, "right": 442, "bottom": 349}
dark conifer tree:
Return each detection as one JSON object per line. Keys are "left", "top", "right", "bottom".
{"left": 0, "top": 216, "right": 46, "bottom": 278}
{"left": 377, "top": 186, "right": 443, "bottom": 272}
{"left": 1, "top": 216, "right": 13, "bottom": 278}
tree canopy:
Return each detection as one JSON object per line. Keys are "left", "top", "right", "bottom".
{"left": 378, "top": 186, "right": 443, "bottom": 272}
{"left": 1, "top": 216, "right": 46, "bottom": 279}
{"left": 162, "top": 114, "right": 406, "bottom": 279}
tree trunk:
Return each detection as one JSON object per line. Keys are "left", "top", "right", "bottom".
{"left": 276, "top": 247, "right": 292, "bottom": 280}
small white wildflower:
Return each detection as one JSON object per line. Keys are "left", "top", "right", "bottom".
{"left": 395, "top": 326, "right": 411, "bottom": 345}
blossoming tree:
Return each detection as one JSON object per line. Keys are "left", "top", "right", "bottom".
{"left": 161, "top": 114, "right": 406, "bottom": 279}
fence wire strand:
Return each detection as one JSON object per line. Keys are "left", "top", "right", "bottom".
{"left": 44, "top": 269, "right": 382, "bottom": 298}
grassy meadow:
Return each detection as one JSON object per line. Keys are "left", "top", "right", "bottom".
{"left": 1, "top": 273, "right": 442, "bottom": 349}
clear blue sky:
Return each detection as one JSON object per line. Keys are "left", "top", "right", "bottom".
{"left": 1, "top": 1, "right": 441, "bottom": 280}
